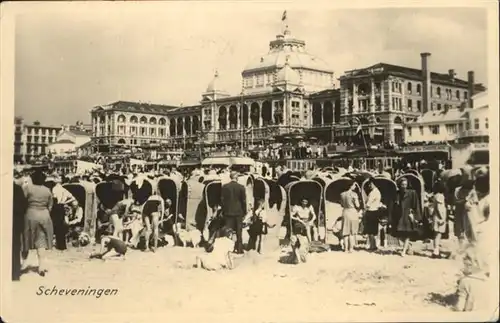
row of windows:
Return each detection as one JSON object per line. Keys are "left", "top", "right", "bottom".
{"left": 390, "top": 81, "right": 468, "bottom": 100}
{"left": 26, "top": 136, "right": 54, "bottom": 144}
{"left": 407, "top": 118, "right": 489, "bottom": 136}
{"left": 349, "top": 98, "right": 463, "bottom": 113}
{"left": 26, "top": 129, "right": 59, "bottom": 136}
{"left": 95, "top": 115, "right": 199, "bottom": 125}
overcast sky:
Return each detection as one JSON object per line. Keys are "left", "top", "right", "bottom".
{"left": 14, "top": 3, "right": 487, "bottom": 125}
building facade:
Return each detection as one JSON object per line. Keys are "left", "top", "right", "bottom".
{"left": 200, "top": 25, "right": 337, "bottom": 144}
{"left": 405, "top": 89, "right": 489, "bottom": 144}
{"left": 89, "top": 15, "right": 486, "bottom": 150}
{"left": 47, "top": 129, "right": 92, "bottom": 156}
{"left": 90, "top": 101, "right": 201, "bottom": 151}
{"left": 14, "top": 117, "right": 62, "bottom": 163}
{"left": 336, "top": 53, "right": 486, "bottom": 145}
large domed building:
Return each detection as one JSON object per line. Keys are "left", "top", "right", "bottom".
{"left": 199, "top": 22, "right": 341, "bottom": 145}
{"left": 241, "top": 27, "right": 334, "bottom": 94}
{"left": 90, "top": 14, "right": 342, "bottom": 151}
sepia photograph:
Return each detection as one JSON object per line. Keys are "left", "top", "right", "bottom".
{"left": 1, "top": 1, "right": 498, "bottom": 322}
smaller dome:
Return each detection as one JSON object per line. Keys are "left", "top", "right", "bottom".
{"left": 205, "top": 70, "right": 228, "bottom": 94}
{"left": 275, "top": 59, "right": 301, "bottom": 85}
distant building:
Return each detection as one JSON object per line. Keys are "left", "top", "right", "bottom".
{"left": 458, "top": 91, "right": 489, "bottom": 144}
{"left": 90, "top": 101, "right": 200, "bottom": 152}
{"left": 67, "top": 121, "right": 92, "bottom": 134}
{"left": 47, "top": 129, "right": 92, "bottom": 156}
{"left": 14, "top": 117, "right": 62, "bottom": 163}
{"left": 336, "top": 53, "right": 486, "bottom": 145}
{"left": 405, "top": 90, "right": 489, "bottom": 144}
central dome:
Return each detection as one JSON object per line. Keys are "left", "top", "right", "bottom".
{"left": 242, "top": 28, "right": 332, "bottom": 74}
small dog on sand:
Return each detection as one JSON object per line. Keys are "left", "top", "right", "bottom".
{"left": 173, "top": 223, "right": 202, "bottom": 247}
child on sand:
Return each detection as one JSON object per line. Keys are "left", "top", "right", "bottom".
{"left": 89, "top": 235, "right": 128, "bottom": 260}
{"left": 244, "top": 199, "right": 275, "bottom": 253}
{"left": 195, "top": 228, "right": 234, "bottom": 271}
{"left": 454, "top": 247, "right": 488, "bottom": 312}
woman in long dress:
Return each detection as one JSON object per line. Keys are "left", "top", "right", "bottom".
{"left": 22, "top": 171, "right": 54, "bottom": 276}
{"left": 340, "top": 181, "right": 361, "bottom": 253}
{"left": 431, "top": 181, "right": 447, "bottom": 258}
{"left": 392, "top": 178, "right": 422, "bottom": 257}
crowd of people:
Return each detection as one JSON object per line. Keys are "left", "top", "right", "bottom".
{"left": 11, "top": 154, "right": 493, "bottom": 312}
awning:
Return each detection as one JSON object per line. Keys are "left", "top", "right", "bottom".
{"left": 179, "top": 160, "right": 201, "bottom": 167}
{"left": 201, "top": 157, "right": 231, "bottom": 166}
{"left": 230, "top": 157, "right": 255, "bottom": 166}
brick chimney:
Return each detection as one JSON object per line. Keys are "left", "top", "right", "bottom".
{"left": 448, "top": 69, "right": 455, "bottom": 80}
{"left": 421, "top": 52, "right": 431, "bottom": 113}
{"left": 467, "top": 71, "right": 474, "bottom": 108}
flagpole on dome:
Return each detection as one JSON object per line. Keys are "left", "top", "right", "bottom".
{"left": 281, "top": 10, "right": 288, "bottom": 33}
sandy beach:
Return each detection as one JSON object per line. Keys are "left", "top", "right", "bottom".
{"left": 5, "top": 237, "right": 497, "bottom": 323}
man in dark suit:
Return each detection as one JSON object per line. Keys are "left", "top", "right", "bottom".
{"left": 13, "top": 172, "right": 27, "bottom": 280}
{"left": 221, "top": 171, "right": 247, "bottom": 254}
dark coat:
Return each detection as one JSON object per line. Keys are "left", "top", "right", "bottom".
{"left": 130, "top": 180, "right": 152, "bottom": 205}
{"left": 221, "top": 181, "right": 246, "bottom": 217}
{"left": 12, "top": 183, "right": 27, "bottom": 280}
{"left": 392, "top": 188, "right": 422, "bottom": 238}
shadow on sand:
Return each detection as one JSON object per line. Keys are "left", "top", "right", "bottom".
{"left": 426, "top": 292, "right": 457, "bottom": 308}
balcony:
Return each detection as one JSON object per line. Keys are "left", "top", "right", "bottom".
{"left": 310, "top": 122, "right": 335, "bottom": 129}
{"left": 458, "top": 129, "right": 489, "bottom": 138}
{"left": 214, "top": 125, "right": 302, "bottom": 143}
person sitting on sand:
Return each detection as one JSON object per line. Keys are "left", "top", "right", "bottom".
{"left": 195, "top": 227, "right": 235, "bottom": 271}
{"left": 124, "top": 203, "right": 145, "bottom": 247}
{"left": 64, "top": 199, "right": 84, "bottom": 244}
{"left": 454, "top": 247, "right": 488, "bottom": 312}
{"left": 90, "top": 235, "right": 128, "bottom": 260}
{"left": 291, "top": 198, "right": 317, "bottom": 243}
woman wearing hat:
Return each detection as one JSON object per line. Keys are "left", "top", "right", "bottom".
{"left": 21, "top": 171, "right": 54, "bottom": 276}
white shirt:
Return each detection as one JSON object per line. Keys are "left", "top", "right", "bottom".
{"left": 52, "top": 183, "right": 75, "bottom": 204}
{"left": 366, "top": 186, "right": 382, "bottom": 211}
{"left": 207, "top": 237, "right": 234, "bottom": 267}
{"left": 292, "top": 205, "right": 315, "bottom": 221}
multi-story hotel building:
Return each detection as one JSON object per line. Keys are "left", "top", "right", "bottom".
{"left": 14, "top": 117, "right": 63, "bottom": 163}
{"left": 335, "top": 53, "right": 486, "bottom": 145}
{"left": 90, "top": 101, "right": 201, "bottom": 151}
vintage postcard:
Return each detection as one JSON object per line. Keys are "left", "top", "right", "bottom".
{"left": 1, "top": 1, "right": 498, "bottom": 322}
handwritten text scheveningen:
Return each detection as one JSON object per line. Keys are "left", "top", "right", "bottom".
{"left": 37, "top": 286, "right": 118, "bottom": 298}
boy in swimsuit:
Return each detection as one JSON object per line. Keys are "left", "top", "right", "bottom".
{"left": 89, "top": 235, "right": 128, "bottom": 260}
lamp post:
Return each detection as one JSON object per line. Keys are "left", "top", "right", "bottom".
{"left": 240, "top": 90, "right": 245, "bottom": 153}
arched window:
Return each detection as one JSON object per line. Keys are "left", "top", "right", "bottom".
{"left": 117, "top": 115, "right": 126, "bottom": 123}
{"left": 456, "top": 90, "right": 460, "bottom": 99}
{"left": 407, "top": 82, "right": 412, "bottom": 94}
{"left": 416, "top": 84, "right": 421, "bottom": 95}
{"left": 140, "top": 116, "right": 147, "bottom": 124}
{"left": 149, "top": 117, "right": 157, "bottom": 125}
{"left": 130, "top": 116, "right": 138, "bottom": 124}
{"left": 436, "top": 87, "right": 441, "bottom": 97}
{"left": 159, "top": 118, "right": 166, "bottom": 125}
